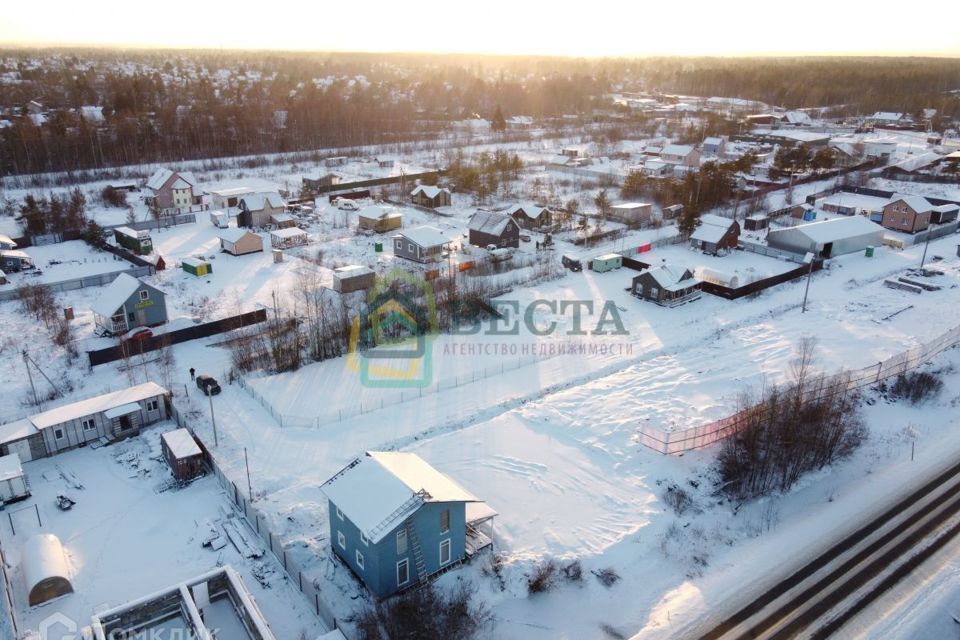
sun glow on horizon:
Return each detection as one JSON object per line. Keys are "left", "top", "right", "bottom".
{"left": 1, "top": 0, "right": 959, "bottom": 58}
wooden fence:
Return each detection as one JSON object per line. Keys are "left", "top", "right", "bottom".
{"left": 638, "top": 322, "right": 960, "bottom": 454}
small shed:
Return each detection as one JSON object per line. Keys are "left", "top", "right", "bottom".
{"left": 333, "top": 265, "right": 376, "bottom": 293}
{"left": 662, "top": 204, "right": 683, "bottom": 220}
{"left": 270, "top": 227, "right": 308, "bottom": 249}
{"left": 358, "top": 206, "right": 403, "bottom": 233}
{"left": 160, "top": 429, "right": 204, "bottom": 482}
{"left": 609, "top": 203, "right": 653, "bottom": 225}
{"left": 219, "top": 228, "right": 264, "bottom": 256}
{"left": 113, "top": 226, "right": 153, "bottom": 255}
{"left": 182, "top": 258, "right": 212, "bottom": 277}
{"left": 0, "top": 452, "right": 29, "bottom": 503}
{"left": 22, "top": 533, "right": 74, "bottom": 606}
{"left": 591, "top": 253, "right": 623, "bottom": 273}
{"left": 270, "top": 213, "right": 297, "bottom": 229}
{"left": 744, "top": 214, "right": 769, "bottom": 231}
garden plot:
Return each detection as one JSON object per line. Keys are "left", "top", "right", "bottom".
{"left": 9, "top": 240, "right": 132, "bottom": 285}
{"left": 0, "top": 423, "right": 326, "bottom": 639}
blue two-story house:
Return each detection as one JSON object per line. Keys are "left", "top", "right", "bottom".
{"left": 321, "top": 451, "right": 496, "bottom": 598}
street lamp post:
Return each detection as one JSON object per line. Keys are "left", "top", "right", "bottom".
{"left": 801, "top": 252, "right": 815, "bottom": 313}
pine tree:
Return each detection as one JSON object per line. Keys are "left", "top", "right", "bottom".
{"left": 678, "top": 201, "right": 701, "bottom": 239}
{"left": 491, "top": 104, "right": 507, "bottom": 132}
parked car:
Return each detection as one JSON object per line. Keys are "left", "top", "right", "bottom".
{"left": 336, "top": 198, "right": 359, "bottom": 211}
{"left": 561, "top": 254, "right": 583, "bottom": 272}
{"left": 196, "top": 375, "right": 222, "bottom": 396}
{"left": 520, "top": 233, "right": 531, "bottom": 242}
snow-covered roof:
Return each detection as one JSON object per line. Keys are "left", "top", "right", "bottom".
{"left": 182, "top": 257, "right": 210, "bottom": 268}
{"left": 410, "top": 185, "right": 448, "bottom": 199}
{"left": 778, "top": 216, "right": 885, "bottom": 244}
{"left": 933, "top": 203, "right": 959, "bottom": 212}
{"left": 595, "top": 253, "right": 622, "bottom": 261}
{"left": 146, "top": 168, "right": 173, "bottom": 191}
{"left": 0, "top": 452, "right": 23, "bottom": 482}
{"left": 22, "top": 534, "right": 73, "bottom": 606}
{"left": 872, "top": 112, "right": 904, "bottom": 121}
{"left": 334, "top": 265, "right": 373, "bottom": 277}
{"left": 358, "top": 205, "right": 388, "bottom": 220}
{"left": 162, "top": 428, "right": 202, "bottom": 459}
{"left": 240, "top": 192, "right": 284, "bottom": 211}
{"left": 103, "top": 403, "right": 141, "bottom": 419}
{"left": 219, "top": 228, "right": 256, "bottom": 243}
{"left": 506, "top": 204, "right": 549, "bottom": 219}
{"left": 703, "top": 136, "right": 724, "bottom": 146}
{"left": 691, "top": 215, "right": 736, "bottom": 244}
{"left": 208, "top": 186, "right": 253, "bottom": 197}
{"left": 612, "top": 202, "right": 651, "bottom": 210}
{"left": 661, "top": 144, "right": 695, "bottom": 158}
{"left": 0, "top": 249, "right": 30, "bottom": 260}
{"left": 396, "top": 225, "right": 449, "bottom": 248}
{"left": 783, "top": 111, "right": 812, "bottom": 125}
{"left": 0, "top": 419, "right": 38, "bottom": 445}
{"left": 91, "top": 273, "right": 149, "bottom": 318}
{"left": 322, "top": 451, "right": 481, "bottom": 543}
{"left": 0, "top": 233, "right": 16, "bottom": 247}
{"left": 29, "top": 382, "right": 168, "bottom": 430}
{"left": 642, "top": 264, "right": 697, "bottom": 292}
{"left": 891, "top": 195, "right": 934, "bottom": 213}
{"left": 270, "top": 227, "right": 307, "bottom": 239}
{"left": 891, "top": 153, "right": 942, "bottom": 173}
{"left": 270, "top": 213, "right": 295, "bottom": 223}
{"left": 468, "top": 211, "right": 515, "bottom": 236}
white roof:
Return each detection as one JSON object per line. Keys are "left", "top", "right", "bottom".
{"left": 271, "top": 213, "right": 295, "bottom": 223}
{"left": 0, "top": 233, "right": 16, "bottom": 247}
{"left": 892, "top": 153, "right": 941, "bottom": 173}
{"left": 270, "top": 227, "right": 307, "bottom": 239}
{"left": 643, "top": 264, "right": 697, "bottom": 292}
{"left": 103, "top": 403, "right": 141, "bottom": 419}
{"left": 146, "top": 168, "right": 173, "bottom": 191}
{"left": 219, "top": 228, "right": 257, "bottom": 243}
{"left": 208, "top": 186, "right": 253, "bottom": 197}
{"left": 0, "top": 249, "right": 29, "bottom": 259}
{"left": 91, "top": 273, "right": 148, "bottom": 318}
{"left": 0, "top": 452, "right": 23, "bottom": 482}
{"left": 661, "top": 144, "right": 695, "bottom": 157}
{"left": 322, "top": 451, "right": 480, "bottom": 543}
{"left": 334, "top": 265, "right": 373, "bottom": 277}
{"left": 703, "top": 136, "right": 724, "bottom": 146}
{"left": 469, "top": 211, "right": 516, "bottom": 235}
{"left": 240, "top": 192, "right": 284, "bottom": 211}
{"left": 410, "top": 185, "right": 448, "bottom": 199}
{"left": 0, "top": 419, "right": 38, "bottom": 445}
{"left": 691, "top": 215, "right": 735, "bottom": 244}
{"left": 595, "top": 253, "right": 622, "bottom": 261}
{"left": 21, "top": 534, "right": 72, "bottom": 598}
{"left": 397, "top": 225, "right": 449, "bottom": 248}
{"left": 181, "top": 257, "right": 209, "bottom": 268}
{"left": 171, "top": 178, "right": 191, "bottom": 190}
{"left": 29, "top": 382, "right": 167, "bottom": 430}
{"left": 161, "top": 428, "right": 202, "bottom": 459}
{"left": 892, "top": 195, "right": 934, "bottom": 213}
{"left": 933, "top": 203, "right": 959, "bottom": 212}
{"left": 778, "top": 216, "right": 885, "bottom": 244}
{"left": 872, "top": 112, "right": 904, "bottom": 121}
{"left": 506, "top": 203, "right": 549, "bottom": 219}
{"left": 612, "top": 202, "right": 651, "bottom": 210}
{"left": 358, "top": 205, "right": 387, "bottom": 220}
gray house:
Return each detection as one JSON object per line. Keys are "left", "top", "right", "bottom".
{"left": 321, "top": 451, "right": 495, "bottom": 598}
{"left": 632, "top": 264, "right": 701, "bottom": 307}
{"left": 392, "top": 226, "right": 451, "bottom": 263}
{"left": 507, "top": 204, "right": 552, "bottom": 229}
{"left": 0, "top": 382, "right": 169, "bottom": 462}
{"left": 91, "top": 273, "right": 168, "bottom": 336}
{"left": 238, "top": 192, "right": 285, "bottom": 228}
{"left": 467, "top": 211, "right": 520, "bottom": 249}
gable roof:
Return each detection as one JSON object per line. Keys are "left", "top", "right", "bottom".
{"left": 661, "top": 144, "right": 695, "bottom": 158}
{"left": 641, "top": 264, "right": 697, "bottom": 292}
{"left": 396, "top": 225, "right": 449, "bottom": 248}
{"left": 775, "top": 216, "right": 885, "bottom": 244}
{"left": 703, "top": 136, "right": 724, "bottom": 147}
{"left": 358, "top": 205, "right": 389, "bottom": 220}
{"left": 691, "top": 214, "right": 737, "bottom": 244}
{"left": 91, "top": 273, "right": 155, "bottom": 318}
{"left": 28, "top": 382, "right": 168, "bottom": 431}
{"left": 0, "top": 233, "right": 16, "bottom": 248}
{"left": 410, "top": 185, "right": 449, "bottom": 199}
{"left": 321, "top": 451, "right": 480, "bottom": 543}
{"left": 506, "top": 204, "right": 549, "bottom": 219}
{"left": 891, "top": 195, "right": 934, "bottom": 214}
{"left": 146, "top": 168, "right": 173, "bottom": 191}
{"left": 219, "top": 228, "right": 257, "bottom": 244}
{"left": 468, "top": 211, "right": 516, "bottom": 236}
{"left": 240, "top": 192, "right": 285, "bottom": 212}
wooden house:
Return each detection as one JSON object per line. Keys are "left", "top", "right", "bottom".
{"left": 91, "top": 273, "right": 167, "bottom": 336}
{"left": 321, "top": 451, "right": 495, "bottom": 598}
{"left": 0, "top": 382, "right": 169, "bottom": 461}
{"left": 467, "top": 211, "right": 520, "bottom": 249}
{"left": 358, "top": 206, "right": 403, "bottom": 233}
{"left": 303, "top": 172, "right": 342, "bottom": 191}
{"left": 882, "top": 196, "right": 933, "bottom": 233}
{"left": 392, "top": 226, "right": 450, "bottom": 263}
{"left": 506, "top": 204, "right": 552, "bottom": 229}
{"left": 144, "top": 168, "right": 202, "bottom": 212}
{"left": 410, "top": 185, "right": 451, "bottom": 209}
{"left": 161, "top": 429, "right": 205, "bottom": 482}
{"left": 690, "top": 214, "right": 741, "bottom": 254}
{"left": 632, "top": 264, "right": 701, "bottom": 307}
{"left": 219, "top": 228, "right": 264, "bottom": 256}
{"left": 334, "top": 266, "right": 376, "bottom": 294}
{"left": 238, "top": 192, "right": 285, "bottom": 228}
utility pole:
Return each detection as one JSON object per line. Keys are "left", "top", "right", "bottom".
{"left": 245, "top": 447, "right": 254, "bottom": 501}
{"left": 919, "top": 233, "right": 932, "bottom": 271}
{"left": 801, "top": 252, "right": 815, "bottom": 313}
{"left": 208, "top": 392, "right": 219, "bottom": 447}
{"left": 23, "top": 351, "right": 39, "bottom": 408}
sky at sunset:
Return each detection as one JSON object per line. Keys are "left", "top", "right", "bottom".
{"left": 2, "top": 0, "right": 959, "bottom": 57}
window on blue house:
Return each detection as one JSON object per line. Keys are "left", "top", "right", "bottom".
{"left": 356, "top": 550, "right": 364, "bottom": 571}
{"left": 360, "top": 531, "right": 369, "bottom": 546}
{"left": 396, "top": 529, "right": 408, "bottom": 554}
{"left": 337, "top": 530, "right": 346, "bottom": 550}
{"left": 397, "top": 559, "right": 409, "bottom": 586}
{"left": 336, "top": 507, "right": 344, "bottom": 521}
{"left": 440, "top": 509, "right": 450, "bottom": 534}
{"left": 440, "top": 539, "right": 451, "bottom": 565}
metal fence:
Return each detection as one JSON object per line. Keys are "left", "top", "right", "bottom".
{"left": 237, "top": 353, "right": 557, "bottom": 429}
{"left": 168, "top": 405, "right": 347, "bottom": 637}
{"left": 0, "top": 265, "right": 155, "bottom": 302}
{"left": 738, "top": 240, "right": 809, "bottom": 264}
{"left": 638, "top": 322, "right": 960, "bottom": 454}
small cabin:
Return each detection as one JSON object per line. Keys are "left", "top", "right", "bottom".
{"left": 182, "top": 258, "right": 213, "bottom": 277}
{"left": 219, "top": 229, "right": 264, "bottom": 256}
{"left": 113, "top": 226, "right": 153, "bottom": 255}
{"left": 591, "top": 253, "right": 623, "bottom": 273}
{"left": 334, "top": 265, "right": 376, "bottom": 294}
{"left": 161, "top": 429, "right": 205, "bottom": 482}
{"left": 0, "top": 453, "right": 30, "bottom": 504}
